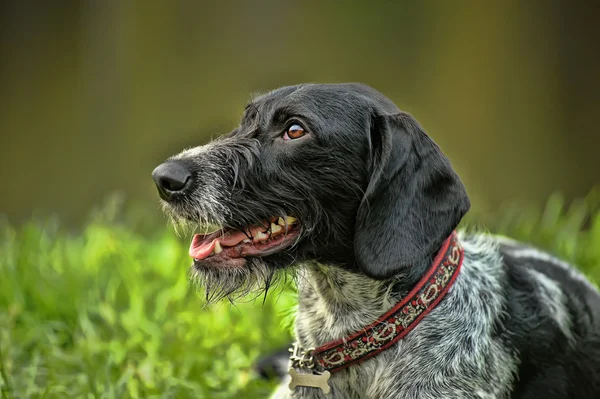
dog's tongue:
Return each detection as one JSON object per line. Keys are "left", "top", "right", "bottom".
{"left": 189, "top": 235, "right": 217, "bottom": 260}
{"left": 189, "top": 230, "right": 250, "bottom": 260}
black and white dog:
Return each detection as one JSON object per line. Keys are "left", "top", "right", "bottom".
{"left": 152, "top": 83, "right": 600, "bottom": 398}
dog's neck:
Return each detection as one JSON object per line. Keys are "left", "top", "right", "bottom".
{"left": 294, "top": 258, "right": 432, "bottom": 348}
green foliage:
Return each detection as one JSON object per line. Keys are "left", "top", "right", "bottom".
{"left": 1, "top": 191, "right": 599, "bottom": 398}
{"left": 470, "top": 188, "right": 600, "bottom": 283}
{"left": 0, "top": 198, "right": 294, "bottom": 399}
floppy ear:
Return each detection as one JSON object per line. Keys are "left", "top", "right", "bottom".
{"left": 354, "top": 112, "right": 470, "bottom": 279}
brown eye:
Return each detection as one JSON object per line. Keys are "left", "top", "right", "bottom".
{"left": 283, "top": 123, "right": 306, "bottom": 140}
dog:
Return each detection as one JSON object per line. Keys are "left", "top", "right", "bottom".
{"left": 152, "top": 83, "right": 600, "bottom": 398}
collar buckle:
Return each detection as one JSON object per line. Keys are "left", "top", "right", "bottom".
{"left": 289, "top": 342, "right": 317, "bottom": 370}
{"left": 288, "top": 342, "right": 331, "bottom": 394}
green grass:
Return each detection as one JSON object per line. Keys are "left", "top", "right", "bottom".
{"left": 1, "top": 191, "right": 599, "bottom": 398}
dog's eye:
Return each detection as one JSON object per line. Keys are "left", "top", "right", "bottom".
{"left": 283, "top": 124, "right": 306, "bottom": 140}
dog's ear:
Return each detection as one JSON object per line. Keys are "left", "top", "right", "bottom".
{"left": 354, "top": 112, "right": 470, "bottom": 279}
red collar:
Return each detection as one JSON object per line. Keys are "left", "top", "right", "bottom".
{"left": 290, "top": 231, "right": 464, "bottom": 375}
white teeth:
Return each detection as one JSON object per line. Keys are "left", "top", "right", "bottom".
{"left": 243, "top": 238, "right": 251, "bottom": 243}
{"left": 214, "top": 240, "right": 223, "bottom": 254}
{"left": 278, "top": 216, "right": 297, "bottom": 226}
{"left": 254, "top": 230, "right": 269, "bottom": 242}
{"left": 270, "top": 223, "right": 282, "bottom": 235}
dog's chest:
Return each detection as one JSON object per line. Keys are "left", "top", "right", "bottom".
{"left": 294, "top": 264, "right": 396, "bottom": 347}
{"left": 290, "top": 251, "right": 517, "bottom": 398}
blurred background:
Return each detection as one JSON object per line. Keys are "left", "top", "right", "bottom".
{"left": 1, "top": 1, "right": 599, "bottom": 398}
{"left": 1, "top": 0, "right": 598, "bottom": 224}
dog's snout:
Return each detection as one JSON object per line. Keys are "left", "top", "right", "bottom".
{"left": 152, "top": 161, "right": 192, "bottom": 201}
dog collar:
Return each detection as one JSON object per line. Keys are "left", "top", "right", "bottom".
{"left": 288, "top": 231, "right": 463, "bottom": 393}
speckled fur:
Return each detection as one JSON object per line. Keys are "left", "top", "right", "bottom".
{"left": 272, "top": 233, "right": 517, "bottom": 399}
{"left": 271, "top": 232, "right": 600, "bottom": 398}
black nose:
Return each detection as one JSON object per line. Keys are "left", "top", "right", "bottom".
{"left": 152, "top": 161, "right": 192, "bottom": 201}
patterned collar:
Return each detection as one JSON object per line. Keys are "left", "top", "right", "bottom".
{"left": 287, "top": 231, "right": 464, "bottom": 393}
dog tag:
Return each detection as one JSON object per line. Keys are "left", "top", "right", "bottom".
{"left": 288, "top": 368, "right": 331, "bottom": 394}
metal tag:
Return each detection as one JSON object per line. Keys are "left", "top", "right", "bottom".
{"left": 288, "top": 368, "right": 331, "bottom": 394}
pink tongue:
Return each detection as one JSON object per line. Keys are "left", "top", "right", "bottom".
{"left": 189, "top": 229, "right": 256, "bottom": 260}
{"left": 189, "top": 235, "right": 216, "bottom": 260}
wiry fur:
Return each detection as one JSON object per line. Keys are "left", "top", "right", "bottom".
{"left": 188, "top": 256, "right": 281, "bottom": 303}
{"left": 269, "top": 232, "right": 600, "bottom": 399}
{"left": 153, "top": 83, "right": 600, "bottom": 398}
{"left": 272, "top": 233, "right": 518, "bottom": 399}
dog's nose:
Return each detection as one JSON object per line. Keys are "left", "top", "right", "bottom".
{"left": 152, "top": 161, "right": 192, "bottom": 201}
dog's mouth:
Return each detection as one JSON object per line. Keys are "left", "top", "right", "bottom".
{"left": 189, "top": 216, "right": 300, "bottom": 267}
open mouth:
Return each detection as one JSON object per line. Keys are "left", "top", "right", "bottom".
{"left": 189, "top": 216, "right": 300, "bottom": 266}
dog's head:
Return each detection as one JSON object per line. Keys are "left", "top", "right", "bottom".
{"left": 152, "top": 83, "right": 470, "bottom": 301}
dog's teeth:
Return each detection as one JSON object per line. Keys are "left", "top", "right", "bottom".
{"left": 254, "top": 230, "right": 269, "bottom": 242}
{"left": 271, "top": 223, "right": 282, "bottom": 235}
{"left": 214, "top": 240, "right": 223, "bottom": 254}
{"left": 278, "top": 216, "right": 297, "bottom": 226}
{"left": 243, "top": 238, "right": 251, "bottom": 243}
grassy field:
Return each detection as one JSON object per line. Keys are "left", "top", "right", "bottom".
{"left": 1, "top": 191, "right": 599, "bottom": 398}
